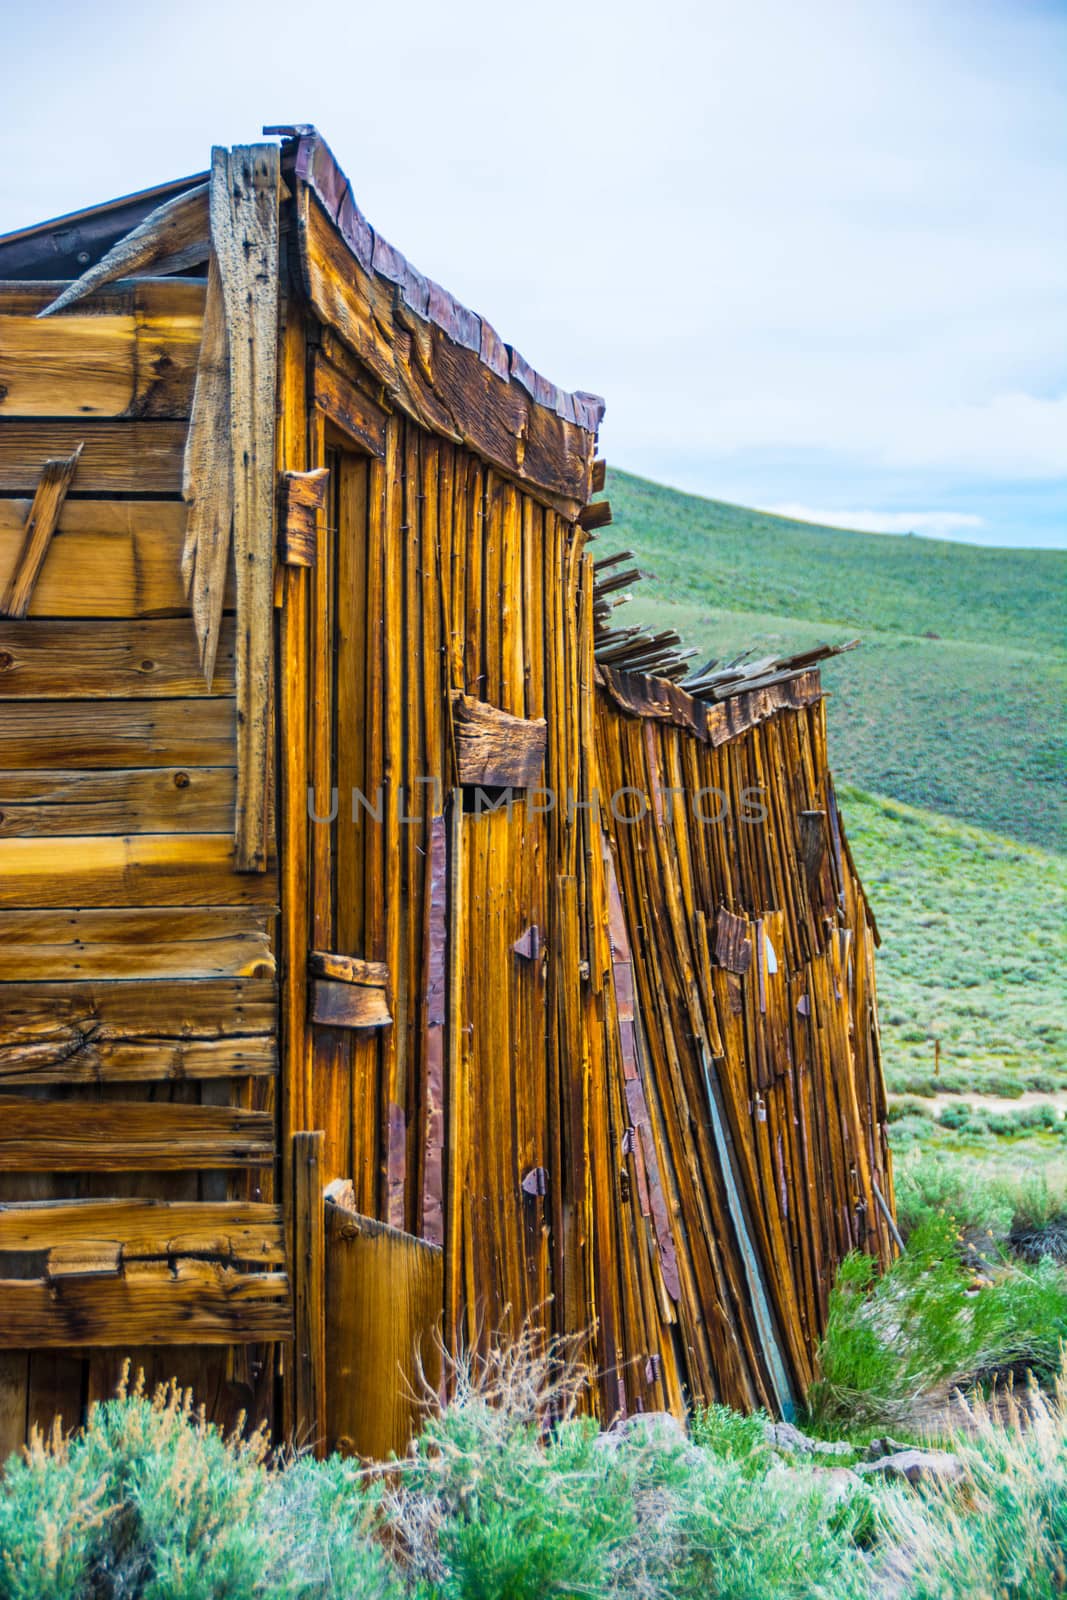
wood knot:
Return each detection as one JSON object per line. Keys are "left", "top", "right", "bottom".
{"left": 139, "top": 659, "right": 155, "bottom": 672}
{"left": 173, "top": 771, "right": 191, "bottom": 789}
{"left": 0, "top": 652, "right": 12, "bottom": 670}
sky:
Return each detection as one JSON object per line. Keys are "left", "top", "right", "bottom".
{"left": 2, "top": 0, "right": 1064, "bottom": 549}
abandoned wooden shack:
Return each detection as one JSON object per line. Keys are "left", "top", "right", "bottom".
{"left": 0, "top": 127, "right": 895, "bottom": 1459}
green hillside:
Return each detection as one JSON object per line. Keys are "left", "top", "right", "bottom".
{"left": 841, "top": 786, "right": 1066, "bottom": 1096}
{"left": 600, "top": 469, "right": 1066, "bottom": 851}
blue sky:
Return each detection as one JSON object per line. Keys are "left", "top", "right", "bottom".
{"left": 2, "top": 0, "right": 1064, "bottom": 548}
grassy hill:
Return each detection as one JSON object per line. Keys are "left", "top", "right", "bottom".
{"left": 596, "top": 467, "right": 1067, "bottom": 1122}
{"left": 600, "top": 469, "right": 1065, "bottom": 852}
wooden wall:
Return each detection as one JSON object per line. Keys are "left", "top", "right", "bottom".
{"left": 0, "top": 279, "right": 285, "bottom": 1457}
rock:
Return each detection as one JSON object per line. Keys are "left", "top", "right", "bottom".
{"left": 857, "top": 1448, "right": 964, "bottom": 1487}
{"left": 764, "top": 1420, "right": 852, "bottom": 1458}
{"left": 611, "top": 1410, "right": 689, "bottom": 1448}
{"left": 863, "top": 1436, "right": 914, "bottom": 1462}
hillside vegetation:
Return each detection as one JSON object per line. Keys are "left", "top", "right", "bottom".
{"left": 601, "top": 469, "right": 1065, "bottom": 851}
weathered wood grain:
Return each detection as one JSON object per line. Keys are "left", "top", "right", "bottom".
{"left": 0, "top": 835, "right": 277, "bottom": 908}
{"left": 292, "top": 1131, "right": 325, "bottom": 1456}
{"left": 0, "top": 303, "right": 201, "bottom": 419}
{"left": 311, "top": 355, "right": 386, "bottom": 456}
{"left": 210, "top": 143, "right": 279, "bottom": 873}
{"left": 0, "top": 422, "right": 185, "bottom": 494}
{"left": 279, "top": 467, "right": 329, "bottom": 566}
{"left": 451, "top": 692, "right": 546, "bottom": 788}
{"left": 0, "top": 907, "right": 273, "bottom": 981}
{"left": 307, "top": 952, "right": 388, "bottom": 986}
{"left": 298, "top": 196, "right": 595, "bottom": 519}
{"left": 0, "top": 447, "right": 82, "bottom": 618}
{"left": 0, "top": 699, "right": 235, "bottom": 768}
{"left": 0, "top": 618, "right": 234, "bottom": 698}
{"left": 0, "top": 499, "right": 216, "bottom": 618}
{"left": 0, "top": 767, "right": 236, "bottom": 836}
{"left": 0, "top": 1099, "right": 274, "bottom": 1169}
{"left": 324, "top": 1198, "right": 442, "bottom": 1459}
{"left": 36, "top": 183, "right": 209, "bottom": 318}
{"left": 0, "top": 1199, "right": 284, "bottom": 1262}
{"left": 310, "top": 977, "right": 391, "bottom": 1031}
{"left": 0, "top": 1261, "right": 291, "bottom": 1347}
{"left": 182, "top": 252, "right": 232, "bottom": 684}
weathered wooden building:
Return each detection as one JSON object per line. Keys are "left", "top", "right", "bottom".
{"left": 0, "top": 128, "right": 894, "bottom": 1458}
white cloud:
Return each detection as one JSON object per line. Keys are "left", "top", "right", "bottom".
{"left": 765, "top": 506, "right": 986, "bottom": 539}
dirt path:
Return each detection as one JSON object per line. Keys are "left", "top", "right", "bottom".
{"left": 889, "top": 1089, "right": 1067, "bottom": 1119}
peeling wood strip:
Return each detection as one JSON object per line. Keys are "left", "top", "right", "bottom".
{"left": 0, "top": 447, "right": 82, "bottom": 619}
{"left": 308, "top": 951, "right": 388, "bottom": 987}
{"left": 182, "top": 253, "right": 233, "bottom": 683}
{"left": 279, "top": 468, "right": 329, "bottom": 566}
{"left": 36, "top": 184, "right": 210, "bottom": 318}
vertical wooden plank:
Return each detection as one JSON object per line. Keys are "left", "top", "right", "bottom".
{"left": 0, "top": 1353, "right": 28, "bottom": 1462}
{"left": 292, "top": 1130, "right": 325, "bottom": 1456}
{"left": 210, "top": 142, "right": 280, "bottom": 872}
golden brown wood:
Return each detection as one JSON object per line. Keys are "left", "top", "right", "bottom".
{"left": 451, "top": 693, "right": 547, "bottom": 788}
{"left": 279, "top": 467, "right": 329, "bottom": 566}
{"left": 578, "top": 499, "right": 612, "bottom": 531}
{"left": 0, "top": 835, "right": 276, "bottom": 909}
{"left": 0, "top": 296, "right": 201, "bottom": 419}
{"left": 0, "top": 908, "right": 273, "bottom": 981}
{"left": 0, "top": 699, "right": 235, "bottom": 769}
{"left": 311, "top": 356, "right": 386, "bottom": 456}
{"left": 0, "top": 1200, "right": 284, "bottom": 1262}
{"left": 0, "top": 1099, "right": 274, "bottom": 1170}
{"left": 0, "top": 500, "right": 214, "bottom": 619}
{"left": 0, "top": 447, "right": 82, "bottom": 618}
{"left": 182, "top": 253, "right": 233, "bottom": 685}
{"left": 310, "top": 978, "right": 391, "bottom": 1030}
{"left": 0, "top": 617, "right": 234, "bottom": 698}
{"left": 0, "top": 1262, "right": 291, "bottom": 1348}
{"left": 210, "top": 143, "right": 280, "bottom": 873}
{"left": 0, "top": 767, "right": 236, "bottom": 837}
{"left": 0, "top": 422, "right": 184, "bottom": 494}
{"left": 308, "top": 952, "right": 389, "bottom": 986}
{"left": 324, "top": 1196, "right": 442, "bottom": 1459}
{"left": 292, "top": 1131, "right": 326, "bottom": 1456}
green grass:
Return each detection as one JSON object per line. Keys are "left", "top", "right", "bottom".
{"left": 838, "top": 786, "right": 1067, "bottom": 1095}
{"left": 599, "top": 469, "right": 1066, "bottom": 851}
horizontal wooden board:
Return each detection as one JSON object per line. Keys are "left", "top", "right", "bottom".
{"left": 0, "top": 1037, "right": 276, "bottom": 1086}
{"left": 0, "top": 1199, "right": 284, "bottom": 1262}
{"left": 0, "top": 1260, "right": 291, "bottom": 1346}
{"left": 0, "top": 421, "right": 186, "bottom": 494}
{"left": 0, "top": 977, "right": 275, "bottom": 1082}
{"left": 312, "top": 355, "right": 386, "bottom": 455}
{"left": 0, "top": 280, "right": 207, "bottom": 319}
{"left": 0, "top": 835, "right": 277, "bottom": 908}
{"left": 0, "top": 908, "right": 274, "bottom": 981}
{"left": 0, "top": 500, "right": 229, "bottom": 618}
{"left": 0, "top": 700, "right": 235, "bottom": 768}
{"left": 0, "top": 617, "right": 233, "bottom": 698}
{"left": 308, "top": 951, "right": 389, "bottom": 986}
{"left": 0, "top": 1098, "right": 274, "bottom": 1170}
{"left": 0, "top": 305, "right": 201, "bottom": 419}
{"left": 0, "top": 767, "right": 236, "bottom": 836}
{"left": 452, "top": 693, "right": 547, "bottom": 787}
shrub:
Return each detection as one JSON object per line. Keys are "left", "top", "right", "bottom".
{"left": 807, "top": 1215, "right": 1067, "bottom": 1430}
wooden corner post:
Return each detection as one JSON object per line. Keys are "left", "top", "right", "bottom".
{"left": 291, "top": 1130, "right": 326, "bottom": 1456}
{"left": 209, "top": 142, "right": 281, "bottom": 872}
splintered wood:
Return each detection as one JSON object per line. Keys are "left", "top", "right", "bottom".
{"left": 0, "top": 125, "right": 895, "bottom": 1457}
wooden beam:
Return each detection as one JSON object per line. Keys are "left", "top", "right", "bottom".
{"left": 578, "top": 499, "right": 612, "bottom": 532}
{"left": 0, "top": 834, "right": 277, "bottom": 909}
{"left": 210, "top": 143, "right": 280, "bottom": 873}
{"left": 0, "top": 447, "right": 82, "bottom": 619}
{"left": 0, "top": 907, "right": 274, "bottom": 982}
{"left": 0, "top": 1099, "right": 274, "bottom": 1170}
{"left": 0, "top": 767, "right": 236, "bottom": 837}
{"left": 36, "top": 183, "right": 210, "bottom": 318}
{"left": 0, "top": 1261, "right": 291, "bottom": 1347}
{"left": 0, "top": 617, "right": 235, "bottom": 698}
{"left": 292, "top": 1131, "right": 326, "bottom": 1457}
{"left": 0, "top": 1199, "right": 285, "bottom": 1262}
{"left": 0, "top": 699, "right": 235, "bottom": 769}
{"left": 311, "top": 354, "right": 386, "bottom": 456}
{"left": 451, "top": 693, "right": 547, "bottom": 788}
{"left": 308, "top": 951, "right": 388, "bottom": 986}
{"left": 0, "top": 422, "right": 185, "bottom": 495}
